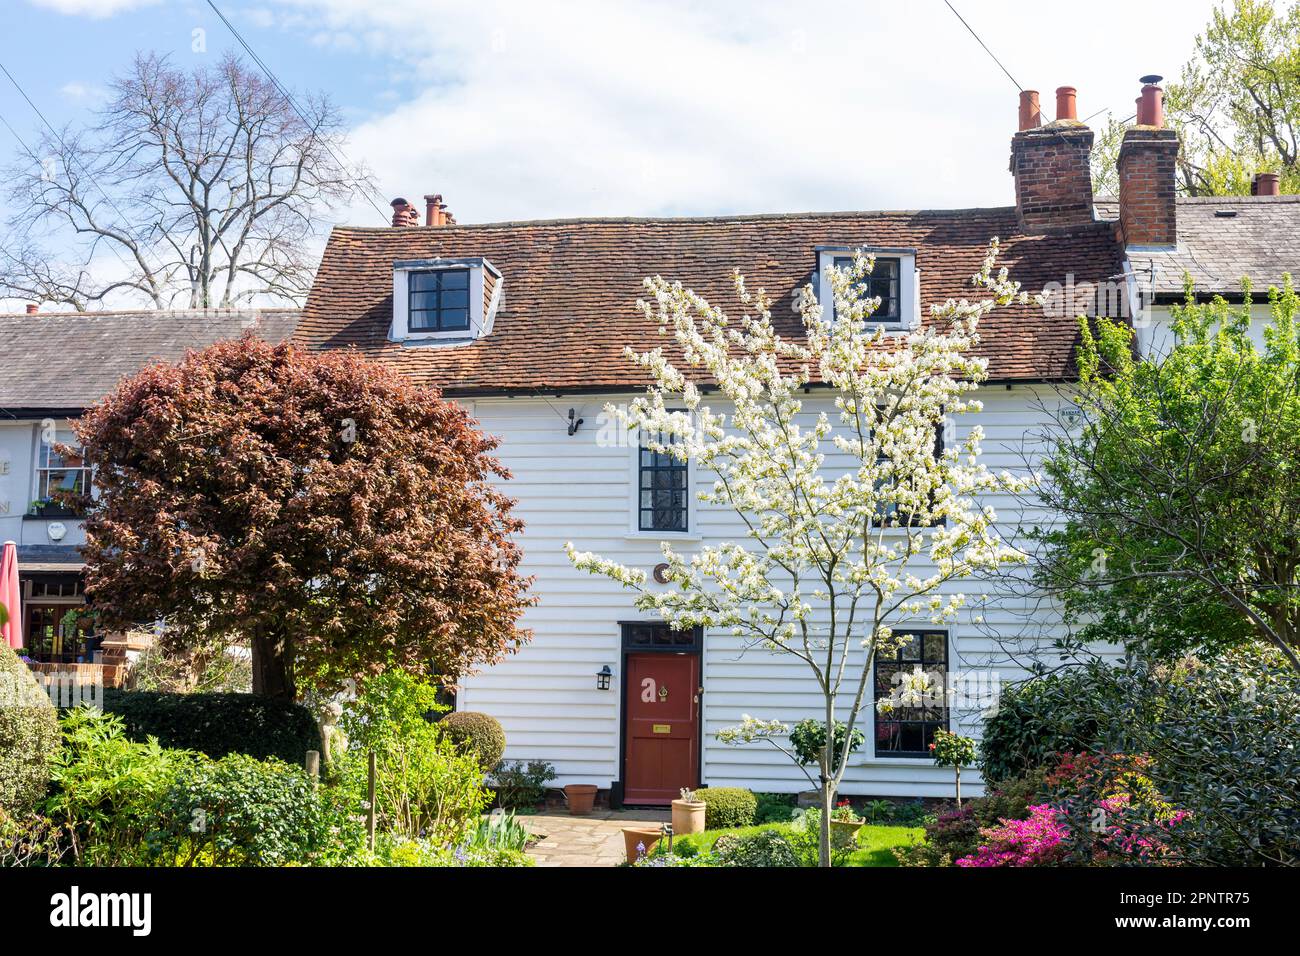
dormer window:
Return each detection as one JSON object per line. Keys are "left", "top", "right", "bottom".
{"left": 816, "top": 246, "right": 919, "bottom": 331}
{"left": 410, "top": 268, "right": 470, "bottom": 332}
{"left": 833, "top": 255, "right": 899, "bottom": 322}
{"left": 392, "top": 257, "right": 502, "bottom": 344}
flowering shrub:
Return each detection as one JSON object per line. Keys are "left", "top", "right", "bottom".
{"left": 956, "top": 804, "right": 1068, "bottom": 867}
{"left": 353, "top": 834, "right": 532, "bottom": 867}
{"left": 711, "top": 828, "right": 801, "bottom": 867}
{"left": 954, "top": 753, "right": 1189, "bottom": 867}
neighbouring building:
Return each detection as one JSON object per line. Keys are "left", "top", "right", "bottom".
{"left": 294, "top": 80, "right": 1299, "bottom": 804}
{"left": 0, "top": 308, "right": 298, "bottom": 677}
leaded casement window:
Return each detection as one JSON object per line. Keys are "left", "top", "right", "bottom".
{"left": 874, "top": 629, "right": 949, "bottom": 757}
{"left": 638, "top": 428, "right": 688, "bottom": 533}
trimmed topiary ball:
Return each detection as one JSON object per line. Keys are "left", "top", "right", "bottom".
{"left": 696, "top": 787, "right": 757, "bottom": 830}
{"left": 0, "top": 644, "right": 60, "bottom": 813}
{"left": 439, "top": 711, "right": 506, "bottom": 772}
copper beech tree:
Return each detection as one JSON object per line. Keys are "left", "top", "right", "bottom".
{"left": 75, "top": 335, "right": 532, "bottom": 700}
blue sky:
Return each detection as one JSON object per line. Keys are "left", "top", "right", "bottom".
{"left": 3, "top": 1, "right": 1225, "bottom": 239}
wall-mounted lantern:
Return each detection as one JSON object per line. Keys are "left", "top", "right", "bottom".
{"left": 596, "top": 665, "right": 613, "bottom": 690}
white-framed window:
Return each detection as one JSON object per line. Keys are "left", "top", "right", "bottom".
{"left": 392, "top": 257, "right": 502, "bottom": 343}
{"left": 34, "top": 431, "right": 89, "bottom": 513}
{"left": 816, "top": 246, "right": 920, "bottom": 331}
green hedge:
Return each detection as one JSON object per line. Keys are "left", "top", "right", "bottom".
{"left": 0, "top": 644, "right": 60, "bottom": 814}
{"left": 96, "top": 690, "right": 321, "bottom": 765}
{"left": 696, "top": 787, "right": 757, "bottom": 829}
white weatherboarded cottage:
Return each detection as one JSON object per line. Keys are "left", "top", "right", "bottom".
{"left": 295, "top": 88, "right": 1299, "bottom": 803}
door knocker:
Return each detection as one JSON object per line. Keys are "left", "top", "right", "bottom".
{"left": 658, "top": 684, "right": 669, "bottom": 701}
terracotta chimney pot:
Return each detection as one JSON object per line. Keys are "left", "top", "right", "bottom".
{"left": 424, "top": 193, "right": 445, "bottom": 227}
{"left": 1254, "top": 172, "right": 1281, "bottom": 196}
{"left": 1137, "top": 79, "right": 1164, "bottom": 128}
{"left": 1055, "top": 86, "right": 1077, "bottom": 122}
{"left": 390, "top": 197, "right": 419, "bottom": 227}
{"left": 1018, "top": 90, "right": 1041, "bottom": 131}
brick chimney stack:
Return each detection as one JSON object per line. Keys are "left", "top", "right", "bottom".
{"left": 25, "top": 303, "right": 38, "bottom": 314}
{"left": 1116, "top": 76, "right": 1179, "bottom": 248}
{"left": 1010, "top": 85, "right": 1095, "bottom": 232}
{"left": 389, "top": 197, "right": 420, "bottom": 227}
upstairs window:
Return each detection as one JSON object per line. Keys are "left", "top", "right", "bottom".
{"left": 409, "top": 268, "right": 470, "bottom": 332}
{"left": 833, "top": 255, "right": 899, "bottom": 322}
{"left": 816, "top": 246, "right": 918, "bottom": 330}
{"left": 638, "top": 429, "right": 688, "bottom": 533}
{"left": 873, "top": 417, "right": 945, "bottom": 527}
{"left": 34, "top": 435, "right": 89, "bottom": 515}
{"left": 391, "top": 257, "right": 502, "bottom": 344}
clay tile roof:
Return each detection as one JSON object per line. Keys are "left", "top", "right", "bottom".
{"left": 294, "top": 210, "right": 1124, "bottom": 394}
{"left": 1096, "top": 195, "right": 1300, "bottom": 299}
{"left": 0, "top": 308, "right": 299, "bottom": 413}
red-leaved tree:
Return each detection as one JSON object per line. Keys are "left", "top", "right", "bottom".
{"left": 76, "top": 335, "right": 532, "bottom": 700}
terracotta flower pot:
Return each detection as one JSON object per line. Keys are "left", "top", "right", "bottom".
{"left": 564, "top": 784, "right": 598, "bottom": 815}
{"left": 622, "top": 826, "right": 662, "bottom": 864}
{"left": 671, "top": 799, "right": 707, "bottom": 835}
{"left": 830, "top": 818, "right": 864, "bottom": 851}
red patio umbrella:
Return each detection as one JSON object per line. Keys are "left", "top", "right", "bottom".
{"left": 1, "top": 540, "right": 22, "bottom": 650}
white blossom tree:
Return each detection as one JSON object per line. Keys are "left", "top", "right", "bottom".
{"left": 567, "top": 241, "right": 1036, "bottom": 866}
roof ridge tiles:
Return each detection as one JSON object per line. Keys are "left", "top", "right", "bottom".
{"left": 329, "top": 205, "right": 1024, "bottom": 233}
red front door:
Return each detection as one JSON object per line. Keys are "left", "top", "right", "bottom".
{"left": 623, "top": 652, "right": 700, "bottom": 804}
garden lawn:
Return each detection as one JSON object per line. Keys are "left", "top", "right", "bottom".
{"left": 676, "top": 822, "right": 922, "bottom": 867}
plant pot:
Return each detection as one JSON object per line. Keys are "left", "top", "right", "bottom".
{"left": 622, "top": 826, "right": 662, "bottom": 864}
{"left": 563, "top": 783, "right": 598, "bottom": 815}
{"left": 830, "top": 818, "right": 864, "bottom": 851}
{"left": 671, "top": 798, "right": 707, "bottom": 835}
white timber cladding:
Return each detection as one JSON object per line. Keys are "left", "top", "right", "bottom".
{"left": 457, "top": 385, "right": 1075, "bottom": 798}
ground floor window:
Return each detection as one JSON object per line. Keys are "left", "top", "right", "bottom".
{"left": 24, "top": 604, "right": 96, "bottom": 663}
{"left": 873, "top": 629, "right": 948, "bottom": 757}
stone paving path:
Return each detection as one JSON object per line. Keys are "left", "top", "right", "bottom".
{"left": 524, "top": 808, "right": 671, "bottom": 867}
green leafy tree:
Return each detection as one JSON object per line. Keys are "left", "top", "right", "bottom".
{"left": 1093, "top": 0, "right": 1300, "bottom": 196}
{"left": 1036, "top": 276, "right": 1300, "bottom": 669}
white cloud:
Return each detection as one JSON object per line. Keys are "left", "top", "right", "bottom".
{"left": 35, "top": 0, "right": 1228, "bottom": 227}
{"left": 279, "top": 0, "right": 1219, "bottom": 226}
{"left": 59, "top": 81, "right": 110, "bottom": 106}
{"left": 28, "top": 0, "right": 162, "bottom": 17}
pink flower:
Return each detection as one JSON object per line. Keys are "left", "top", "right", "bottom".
{"left": 956, "top": 805, "right": 1068, "bottom": 868}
